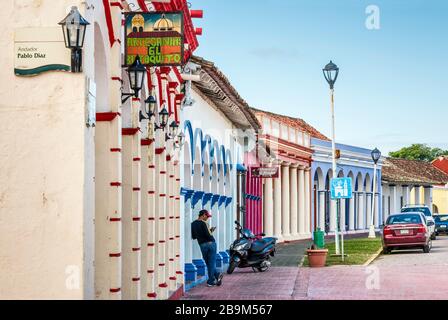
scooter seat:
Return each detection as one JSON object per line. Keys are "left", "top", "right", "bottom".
{"left": 250, "top": 238, "right": 276, "bottom": 252}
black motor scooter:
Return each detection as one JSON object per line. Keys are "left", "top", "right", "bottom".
{"left": 227, "top": 221, "right": 277, "bottom": 274}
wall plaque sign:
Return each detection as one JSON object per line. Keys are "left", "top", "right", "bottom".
{"left": 251, "top": 167, "right": 280, "bottom": 178}
{"left": 14, "top": 27, "right": 71, "bottom": 76}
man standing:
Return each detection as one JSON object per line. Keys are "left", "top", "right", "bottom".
{"left": 191, "top": 209, "right": 224, "bottom": 287}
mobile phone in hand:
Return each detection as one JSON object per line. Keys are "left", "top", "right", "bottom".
{"left": 210, "top": 227, "right": 216, "bottom": 233}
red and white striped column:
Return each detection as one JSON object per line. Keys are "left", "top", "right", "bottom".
{"left": 121, "top": 97, "right": 142, "bottom": 299}
{"left": 141, "top": 133, "right": 157, "bottom": 299}
{"left": 174, "top": 161, "right": 183, "bottom": 287}
{"left": 94, "top": 0, "right": 123, "bottom": 299}
{"left": 167, "top": 147, "right": 177, "bottom": 291}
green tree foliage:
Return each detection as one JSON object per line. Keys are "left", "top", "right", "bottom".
{"left": 389, "top": 144, "right": 448, "bottom": 162}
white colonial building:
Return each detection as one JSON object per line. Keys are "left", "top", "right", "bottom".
{"left": 181, "top": 56, "right": 260, "bottom": 290}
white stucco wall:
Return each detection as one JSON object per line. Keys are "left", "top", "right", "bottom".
{"left": 0, "top": 0, "right": 109, "bottom": 299}
{"left": 184, "top": 89, "right": 235, "bottom": 149}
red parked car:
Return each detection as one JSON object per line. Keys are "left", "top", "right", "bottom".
{"left": 382, "top": 213, "right": 433, "bottom": 254}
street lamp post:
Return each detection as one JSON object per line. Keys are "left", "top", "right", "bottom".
{"left": 369, "top": 148, "right": 382, "bottom": 238}
{"left": 323, "top": 60, "right": 340, "bottom": 255}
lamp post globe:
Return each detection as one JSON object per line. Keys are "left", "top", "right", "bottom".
{"left": 127, "top": 55, "right": 146, "bottom": 98}
{"left": 58, "top": 6, "right": 90, "bottom": 72}
{"left": 371, "top": 148, "right": 381, "bottom": 164}
{"left": 323, "top": 60, "right": 339, "bottom": 90}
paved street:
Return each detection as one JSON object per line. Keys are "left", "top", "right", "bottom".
{"left": 183, "top": 236, "right": 448, "bottom": 300}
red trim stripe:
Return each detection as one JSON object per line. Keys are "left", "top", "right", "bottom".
{"left": 148, "top": 191, "right": 155, "bottom": 195}
{"left": 159, "top": 240, "right": 166, "bottom": 243}
{"left": 109, "top": 253, "right": 121, "bottom": 258}
{"left": 176, "top": 271, "right": 183, "bottom": 275}
{"left": 96, "top": 112, "right": 120, "bottom": 122}
{"left": 148, "top": 217, "right": 155, "bottom": 221}
{"left": 111, "top": 76, "right": 122, "bottom": 82}
{"left": 122, "top": 128, "right": 140, "bottom": 136}
{"left": 141, "top": 139, "right": 154, "bottom": 146}
{"left": 132, "top": 247, "right": 141, "bottom": 252}
{"left": 160, "top": 171, "right": 167, "bottom": 174}
{"left": 148, "top": 165, "right": 155, "bottom": 169}
{"left": 132, "top": 217, "right": 141, "bottom": 222}
{"left": 133, "top": 157, "right": 141, "bottom": 162}
{"left": 110, "top": 218, "right": 121, "bottom": 222}
{"left": 147, "top": 270, "right": 155, "bottom": 274}
{"left": 102, "top": 0, "right": 115, "bottom": 47}
{"left": 169, "top": 276, "right": 176, "bottom": 281}
{"left": 155, "top": 148, "right": 165, "bottom": 155}
{"left": 110, "top": 288, "right": 121, "bottom": 293}
{"left": 110, "top": 1, "right": 124, "bottom": 10}
{"left": 159, "top": 264, "right": 166, "bottom": 267}
{"left": 159, "top": 194, "right": 166, "bottom": 197}
{"left": 147, "top": 243, "right": 155, "bottom": 247}
{"left": 110, "top": 148, "right": 121, "bottom": 153}
{"left": 133, "top": 187, "right": 141, "bottom": 191}
{"left": 110, "top": 182, "right": 121, "bottom": 187}
{"left": 147, "top": 293, "right": 157, "bottom": 298}
{"left": 132, "top": 277, "right": 140, "bottom": 282}
{"left": 159, "top": 283, "right": 168, "bottom": 288}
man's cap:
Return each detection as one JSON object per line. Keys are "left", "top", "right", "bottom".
{"left": 199, "top": 210, "right": 212, "bottom": 218}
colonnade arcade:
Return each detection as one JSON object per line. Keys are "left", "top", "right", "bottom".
{"left": 313, "top": 167, "right": 381, "bottom": 233}
{"left": 181, "top": 121, "right": 235, "bottom": 285}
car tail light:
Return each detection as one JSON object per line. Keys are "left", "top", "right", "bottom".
{"left": 383, "top": 226, "right": 393, "bottom": 236}
{"left": 416, "top": 224, "right": 426, "bottom": 233}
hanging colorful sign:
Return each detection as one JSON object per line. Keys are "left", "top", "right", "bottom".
{"left": 251, "top": 167, "right": 280, "bottom": 178}
{"left": 124, "top": 12, "right": 184, "bottom": 67}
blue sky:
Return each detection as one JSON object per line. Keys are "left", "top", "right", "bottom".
{"left": 193, "top": 0, "right": 448, "bottom": 155}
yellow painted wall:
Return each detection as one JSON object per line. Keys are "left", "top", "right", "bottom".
{"left": 433, "top": 187, "right": 448, "bottom": 213}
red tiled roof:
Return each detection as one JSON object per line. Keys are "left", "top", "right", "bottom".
{"left": 432, "top": 156, "right": 448, "bottom": 175}
{"left": 249, "top": 107, "right": 330, "bottom": 141}
{"left": 382, "top": 157, "right": 448, "bottom": 185}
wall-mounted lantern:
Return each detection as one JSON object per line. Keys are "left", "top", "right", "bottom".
{"left": 154, "top": 106, "right": 169, "bottom": 132}
{"left": 140, "top": 94, "right": 157, "bottom": 121}
{"left": 59, "top": 6, "right": 90, "bottom": 73}
{"left": 122, "top": 55, "right": 147, "bottom": 103}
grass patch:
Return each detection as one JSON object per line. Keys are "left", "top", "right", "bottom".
{"left": 302, "top": 237, "right": 382, "bottom": 266}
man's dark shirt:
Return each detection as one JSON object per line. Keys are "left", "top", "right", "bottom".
{"left": 191, "top": 220, "right": 215, "bottom": 245}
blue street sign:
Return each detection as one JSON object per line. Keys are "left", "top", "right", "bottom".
{"left": 330, "top": 178, "right": 353, "bottom": 199}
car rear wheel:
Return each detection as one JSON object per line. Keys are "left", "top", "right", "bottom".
{"left": 423, "top": 241, "right": 431, "bottom": 253}
{"left": 383, "top": 247, "right": 391, "bottom": 254}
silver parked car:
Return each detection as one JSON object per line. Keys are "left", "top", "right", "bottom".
{"left": 401, "top": 205, "right": 436, "bottom": 240}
